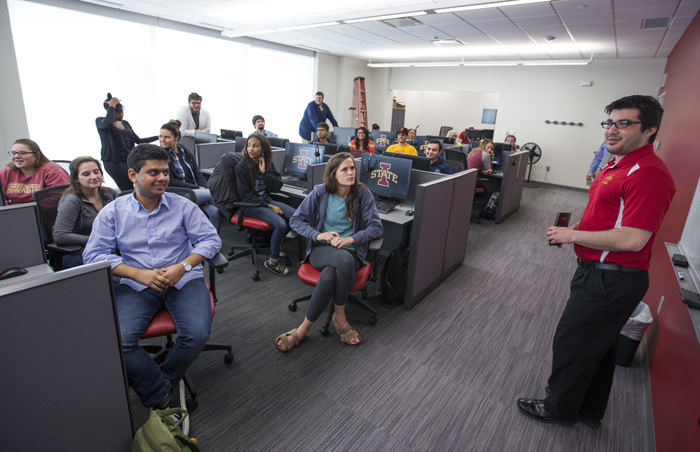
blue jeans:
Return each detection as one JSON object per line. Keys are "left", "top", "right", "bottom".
{"left": 62, "top": 251, "right": 84, "bottom": 269}
{"left": 116, "top": 278, "right": 212, "bottom": 407}
{"left": 245, "top": 200, "right": 296, "bottom": 262}
{"left": 194, "top": 188, "right": 221, "bottom": 232}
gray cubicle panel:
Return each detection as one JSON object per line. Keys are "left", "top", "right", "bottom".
{"left": 407, "top": 169, "right": 446, "bottom": 204}
{"left": 196, "top": 141, "right": 237, "bottom": 169}
{"left": 180, "top": 136, "right": 194, "bottom": 154}
{"left": 308, "top": 162, "right": 327, "bottom": 191}
{"left": 0, "top": 261, "right": 134, "bottom": 450}
{"left": 442, "top": 169, "right": 477, "bottom": 278}
{"left": 495, "top": 150, "right": 528, "bottom": 224}
{"left": 404, "top": 176, "right": 455, "bottom": 309}
{"left": 0, "top": 203, "right": 46, "bottom": 269}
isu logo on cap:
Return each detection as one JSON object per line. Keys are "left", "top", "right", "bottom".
{"left": 371, "top": 162, "right": 398, "bottom": 187}
{"left": 292, "top": 148, "right": 314, "bottom": 170}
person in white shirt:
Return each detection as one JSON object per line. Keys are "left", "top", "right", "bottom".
{"left": 174, "top": 92, "right": 211, "bottom": 137}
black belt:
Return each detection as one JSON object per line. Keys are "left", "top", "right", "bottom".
{"left": 577, "top": 259, "right": 643, "bottom": 273}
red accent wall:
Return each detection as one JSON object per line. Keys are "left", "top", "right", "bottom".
{"left": 645, "top": 11, "right": 700, "bottom": 452}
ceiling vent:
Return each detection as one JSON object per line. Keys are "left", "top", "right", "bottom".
{"left": 642, "top": 18, "right": 670, "bottom": 29}
{"left": 384, "top": 17, "right": 423, "bottom": 28}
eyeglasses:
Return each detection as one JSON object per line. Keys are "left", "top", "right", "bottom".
{"left": 601, "top": 120, "right": 642, "bottom": 129}
{"left": 8, "top": 151, "right": 35, "bottom": 157}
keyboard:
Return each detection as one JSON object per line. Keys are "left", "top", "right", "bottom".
{"left": 282, "top": 177, "right": 307, "bottom": 189}
{"left": 375, "top": 198, "right": 400, "bottom": 214}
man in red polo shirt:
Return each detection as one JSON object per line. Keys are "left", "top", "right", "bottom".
{"left": 517, "top": 95, "right": 675, "bottom": 428}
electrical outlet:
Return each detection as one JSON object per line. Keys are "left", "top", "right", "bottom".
{"left": 546, "top": 166, "right": 551, "bottom": 172}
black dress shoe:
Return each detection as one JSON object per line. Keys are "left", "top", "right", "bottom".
{"left": 579, "top": 414, "right": 601, "bottom": 429}
{"left": 517, "top": 398, "right": 577, "bottom": 425}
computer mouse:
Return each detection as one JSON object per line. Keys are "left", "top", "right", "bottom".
{"left": 0, "top": 266, "right": 28, "bottom": 281}
{"left": 405, "top": 210, "right": 414, "bottom": 216}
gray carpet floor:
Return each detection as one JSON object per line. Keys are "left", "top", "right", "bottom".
{"left": 130, "top": 184, "right": 654, "bottom": 452}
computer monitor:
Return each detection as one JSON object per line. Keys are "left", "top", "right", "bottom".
{"left": 235, "top": 136, "right": 247, "bottom": 153}
{"left": 492, "top": 143, "right": 512, "bottom": 169}
{"left": 317, "top": 143, "right": 351, "bottom": 157}
{"left": 384, "top": 152, "right": 431, "bottom": 172}
{"left": 284, "top": 142, "right": 324, "bottom": 179}
{"left": 1, "top": 262, "right": 133, "bottom": 450}
{"left": 412, "top": 135, "right": 429, "bottom": 154}
{"left": 220, "top": 129, "right": 242, "bottom": 140}
{"left": 0, "top": 203, "right": 46, "bottom": 269}
{"left": 193, "top": 131, "right": 218, "bottom": 145}
{"left": 332, "top": 127, "right": 356, "bottom": 146}
{"left": 371, "top": 131, "right": 396, "bottom": 153}
{"left": 196, "top": 142, "right": 236, "bottom": 170}
{"left": 360, "top": 153, "right": 411, "bottom": 201}
{"left": 268, "top": 137, "right": 289, "bottom": 149}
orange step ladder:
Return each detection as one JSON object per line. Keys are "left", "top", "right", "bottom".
{"left": 353, "top": 76, "right": 368, "bottom": 129}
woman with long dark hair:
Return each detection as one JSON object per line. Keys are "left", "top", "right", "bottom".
{"left": 95, "top": 94, "right": 157, "bottom": 190}
{"left": 349, "top": 127, "right": 374, "bottom": 153}
{"left": 159, "top": 119, "right": 221, "bottom": 231}
{"left": 1, "top": 138, "right": 69, "bottom": 205}
{"left": 276, "top": 153, "right": 383, "bottom": 352}
{"left": 235, "top": 133, "right": 296, "bottom": 275}
{"left": 54, "top": 156, "right": 118, "bottom": 268}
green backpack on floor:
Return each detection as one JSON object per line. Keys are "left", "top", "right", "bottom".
{"left": 131, "top": 408, "right": 201, "bottom": 452}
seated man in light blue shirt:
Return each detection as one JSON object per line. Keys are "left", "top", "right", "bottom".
{"left": 83, "top": 144, "right": 222, "bottom": 426}
{"left": 586, "top": 142, "right": 611, "bottom": 184}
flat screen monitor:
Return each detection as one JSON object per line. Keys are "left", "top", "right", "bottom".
{"left": 196, "top": 142, "right": 236, "bottom": 169}
{"left": 193, "top": 131, "right": 218, "bottom": 145}
{"left": 384, "top": 152, "right": 431, "bottom": 172}
{"left": 492, "top": 143, "right": 512, "bottom": 169}
{"left": 235, "top": 136, "right": 247, "bottom": 153}
{"left": 0, "top": 203, "right": 46, "bottom": 269}
{"left": 220, "top": 129, "right": 242, "bottom": 140}
{"left": 0, "top": 262, "right": 133, "bottom": 450}
{"left": 371, "top": 131, "right": 396, "bottom": 153}
{"left": 284, "top": 142, "right": 324, "bottom": 179}
{"left": 332, "top": 127, "right": 356, "bottom": 146}
{"left": 360, "top": 153, "right": 411, "bottom": 201}
{"left": 317, "top": 143, "right": 351, "bottom": 157}
{"left": 268, "top": 137, "right": 289, "bottom": 149}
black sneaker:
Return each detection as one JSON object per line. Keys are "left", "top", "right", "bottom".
{"left": 265, "top": 260, "right": 289, "bottom": 275}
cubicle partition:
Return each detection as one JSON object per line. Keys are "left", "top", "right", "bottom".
{"left": 0, "top": 262, "right": 134, "bottom": 451}
{"left": 494, "top": 150, "right": 528, "bottom": 224}
{"left": 404, "top": 170, "right": 476, "bottom": 308}
{"left": 197, "top": 141, "right": 237, "bottom": 171}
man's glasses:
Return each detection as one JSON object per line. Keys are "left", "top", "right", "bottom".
{"left": 8, "top": 151, "right": 35, "bottom": 157}
{"left": 601, "top": 120, "right": 642, "bottom": 129}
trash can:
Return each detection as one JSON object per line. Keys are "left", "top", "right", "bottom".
{"left": 616, "top": 302, "right": 654, "bottom": 367}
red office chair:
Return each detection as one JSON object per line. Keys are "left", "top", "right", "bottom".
{"left": 288, "top": 238, "right": 383, "bottom": 335}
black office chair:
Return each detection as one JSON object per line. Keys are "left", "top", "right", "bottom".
{"left": 445, "top": 160, "right": 464, "bottom": 173}
{"left": 439, "top": 126, "right": 453, "bottom": 137}
{"left": 267, "top": 137, "right": 289, "bottom": 149}
{"left": 53, "top": 160, "right": 72, "bottom": 174}
{"left": 31, "top": 185, "right": 82, "bottom": 270}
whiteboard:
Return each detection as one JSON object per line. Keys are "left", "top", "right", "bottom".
{"left": 680, "top": 175, "right": 700, "bottom": 285}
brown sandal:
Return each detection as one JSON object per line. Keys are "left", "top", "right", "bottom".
{"left": 275, "top": 329, "right": 300, "bottom": 352}
{"left": 334, "top": 323, "right": 361, "bottom": 345}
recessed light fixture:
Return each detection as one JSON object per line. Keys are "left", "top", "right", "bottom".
{"left": 367, "top": 59, "right": 590, "bottom": 68}
{"left": 344, "top": 11, "right": 427, "bottom": 24}
{"left": 436, "top": 0, "right": 550, "bottom": 14}
{"left": 279, "top": 22, "right": 340, "bottom": 32}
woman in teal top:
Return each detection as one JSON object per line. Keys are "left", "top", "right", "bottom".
{"left": 279, "top": 153, "right": 383, "bottom": 352}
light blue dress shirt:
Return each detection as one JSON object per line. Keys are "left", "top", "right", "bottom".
{"left": 83, "top": 192, "right": 221, "bottom": 292}
{"left": 588, "top": 142, "right": 610, "bottom": 175}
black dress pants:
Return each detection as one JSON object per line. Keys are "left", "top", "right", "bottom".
{"left": 544, "top": 266, "right": 649, "bottom": 420}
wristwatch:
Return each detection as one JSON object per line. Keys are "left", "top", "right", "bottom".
{"left": 180, "top": 261, "right": 192, "bottom": 272}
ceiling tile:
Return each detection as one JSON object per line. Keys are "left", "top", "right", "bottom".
{"left": 551, "top": 0, "right": 612, "bottom": 14}
{"left": 614, "top": 5, "right": 679, "bottom": 21}
{"left": 558, "top": 10, "right": 613, "bottom": 25}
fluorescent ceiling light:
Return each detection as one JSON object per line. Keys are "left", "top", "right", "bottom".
{"left": 221, "top": 29, "right": 276, "bottom": 38}
{"left": 367, "top": 59, "right": 589, "bottom": 68}
{"left": 278, "top": 22, "right": 340, "bottom": 32}
{"left": 436, "top": 0, "right": 550, "bottom": 14}
{"left": 366, "top": 41, "right": 602, "bottom": 60}
{"left": 344, "top": 11, "right": 427, "bottom": 24}
{"left": 432, "top": 39, "right": 463, "bottom": 46}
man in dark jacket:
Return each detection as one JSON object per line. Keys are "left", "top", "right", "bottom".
{"left": 299, "top": 92, "right": 338, "bottom": 142}
{"left": 425, "top": 140, "right": 453, "bottom": 175}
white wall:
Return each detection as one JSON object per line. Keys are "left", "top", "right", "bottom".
{"left": 392, "top": 90, "right": 500, "bottom": 137}
{"left": 387, "top": 60, "right": 667, "bottom": 188}
{"left": 0, "top": 0, "right": 28, "bottom": 154}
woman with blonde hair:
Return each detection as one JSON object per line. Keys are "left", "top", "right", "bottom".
{"left": 467, "top": 139, "right": 495, "bottom": 175}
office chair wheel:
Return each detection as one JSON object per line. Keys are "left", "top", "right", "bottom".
{"left": 284, "top": 256, "right": 292, "bottom": 267}
{"left": 217, "top": 268, "right": 224, "bottom": 274}
{"left": 252, "top": 273, "right": 260, "bottom": 281}
{"left": 186, "top": 398, "right": 199, "bottom": 412}
{"left": 288, "top": 302, "right": 297, "bottom": 312}
{"left": 224, "top": 352, "right": 234, "bottom": 364}
{"left": 368, "top": 316, "right": 377, "bottom": 326}
{"left": 320, "top": 325, "right": 330, "bottom": 336}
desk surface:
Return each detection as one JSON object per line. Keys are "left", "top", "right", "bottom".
{"left": 0, "top": 264, "right": 53, "bottom": 289}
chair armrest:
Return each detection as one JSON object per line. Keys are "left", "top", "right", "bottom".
{"left": 208, "top": 252, "right": 229, "bottom": 270}
{"left": 47, "top": 243, "right": 82, "bottom": 255}
{"left": 369, "top": 238, "right": 383, "bottom": 251}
